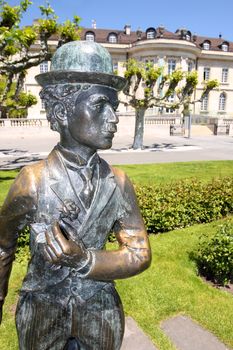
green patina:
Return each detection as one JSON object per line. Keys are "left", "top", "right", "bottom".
{"left": 36, "top": 40, "right": 125, "bottom": 90}
{"left": 51, "top": 41, "right": 113, "bottom": 74}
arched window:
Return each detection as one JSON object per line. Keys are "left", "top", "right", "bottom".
{"left": 219, "top": 92, "right": 226, "bottom": 111}
{"left": 146, "top": 28, "right": 156, "bottom": 39}
{"left": 85, "top": 31, "right": 95, "bottom": 41}
{"left": 108, "top": 33, "right": 117, "bottom": 43}
{"left": 203, "top": 40, "right": 210, "bottom": 50}
{"left": 221, "top": 42, "right": 229, "bottom": 52}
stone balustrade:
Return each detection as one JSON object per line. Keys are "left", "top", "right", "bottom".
{"left": 0, "top": 119, "right": 49, "bottom": 127}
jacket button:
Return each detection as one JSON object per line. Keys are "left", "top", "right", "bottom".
{"left": 71, "top": 269, "right": 76, "bottom": 276}
{"left": 71, "top": 286, "right": 78, "bottom": 294}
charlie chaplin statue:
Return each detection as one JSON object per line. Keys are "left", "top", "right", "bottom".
{"left": 0, "top": 41, "right": 151, "bottom": 350}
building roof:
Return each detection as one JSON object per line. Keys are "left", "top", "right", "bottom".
{"left": 80, "top": 26, "right": 233, "bottom": 52}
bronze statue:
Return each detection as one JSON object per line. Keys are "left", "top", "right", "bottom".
{"left": 0, "top": 41, "right": 151, "bottom": 350}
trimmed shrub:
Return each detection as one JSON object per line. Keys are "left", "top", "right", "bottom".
{"left": 16, "top": 226, "right": 30, "bottom": 263}
{"left": 135, "top": 177, "right": 233, "bottom": 233}
{"left": 14, "top": 176, "right": 233, "bottom": 256}
{"left": 194, "top": 221, "right": 233, "bottom": 286}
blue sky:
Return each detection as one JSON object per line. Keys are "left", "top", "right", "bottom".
{"left": 7, "top": 0, "right": 233, "bottom": 41}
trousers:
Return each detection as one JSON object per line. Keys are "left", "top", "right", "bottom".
{"left": 16, "top": 285, "right": 124, "bottom": 350}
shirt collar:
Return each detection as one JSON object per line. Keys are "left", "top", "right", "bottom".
{"left": 55, "top": 143, "right": 100, "bottom": 169}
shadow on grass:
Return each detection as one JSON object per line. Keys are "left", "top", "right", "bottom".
{"left": 0, "top": 176, "right": 16, "bottom": 182}
{"left": 0, "top": 156, "right": 43, "bottom": 170}
{"left": 111, "top": 142, "right": 196, "bottom": 152}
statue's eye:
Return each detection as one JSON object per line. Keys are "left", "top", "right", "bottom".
{"left": 91, "top": 101, "right": 105, "bottom": 111}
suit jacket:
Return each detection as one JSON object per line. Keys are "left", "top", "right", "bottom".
{"left": 0, "top": 148, "right": 151, "bottom": 305}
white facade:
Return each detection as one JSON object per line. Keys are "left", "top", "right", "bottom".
{"left": 24, "top": 28, "right": 233, "bottom": 120}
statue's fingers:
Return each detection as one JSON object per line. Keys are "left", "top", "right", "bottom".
{"left": 45, "top": 227, "right": 63, "bottom": 257}
{"left": 43, "top": 245, "right": 57, "bottom": 263}
{"left": 53, "top": 222, "right": 72, "bottom": 253}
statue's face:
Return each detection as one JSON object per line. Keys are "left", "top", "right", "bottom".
{"left": 67, "top": 86, "right": 119, "bottom": 150}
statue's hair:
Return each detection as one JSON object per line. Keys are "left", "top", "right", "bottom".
{"left": 39, "top": 83, "right": 92, "bottom": 131}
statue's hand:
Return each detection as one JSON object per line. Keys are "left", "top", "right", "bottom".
{"left": 43, "top": 221, "right": 89, "bottom": 268}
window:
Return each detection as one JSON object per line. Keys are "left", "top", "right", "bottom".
{"left": 166, "top": 93, "right": 175, "bottom": 113}
{"left": 113, "top": 61, "right": 118, "bottom": 71}
{"left": 219, "top": 92, "right": 226, "bottom": 111}
{"left": 203, "top": 67, "right": 210, "bottom": 81}
{"left": 41, "top": 99, "right": 45, "bottom": 110}
{"left": 168, "top": 59, "right": 176, "bottom": 75}
{"left": 40, "top": 61, "right": 48, "bottom": 73}
{"left": 187, "top": 61, "right": 193, "bottom": 72}
{"left": 221, "top": 68, "right": 228, "bottom": 83}
{"left": 201, "top": 95, "right": 208, "bottom": 111}
{"left": 221, "top": 43, "right": 229, "bottom": 52}
{"left": 203, "top": 41, "right": 210, "bottom": 50}
{"left": 108, "top": 33, "right": 117, "bottom": 43}
{"left": 145, "top": 58, "right": 154, "bottom": 66}
{"left": 146, "top": 29, "right": 156, "bottom": 39}
{"left": 85, "top": 32, "right": 95, "bottom": 41}
{"left": 144, "top": 59, "right": 154, "bottom": 71}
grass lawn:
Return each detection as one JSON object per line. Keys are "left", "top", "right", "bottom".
{"left": 116, "top": 160, "right": 233, "bottom": 185}
{"left": 0, "top": 219, "right": 233, "bottom": 349}
{"left": 0, "top": 169, "right": 18, "bottom": 206}
{"left": 1, "top": 160, "right": 233, "bottom": 203}
{"left": 116, "top": 218, "right": 233, "bottom": 350}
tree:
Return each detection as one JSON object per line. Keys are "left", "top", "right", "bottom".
{"left": 0, "top": 0, "right": 81, "bottom": 118}
{"left": 0, "top": 76, "right": 37, "bottom": 117}
{"left": 122, "top": 59, "right": 219, "bottom": 149}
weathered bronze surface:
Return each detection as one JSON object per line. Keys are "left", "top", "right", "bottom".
{"left": 0, "top": 41, "right": 151, "bottom": 350}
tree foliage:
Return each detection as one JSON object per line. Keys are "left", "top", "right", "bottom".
{"left": 0, "top": 0, "right": 81, "bottom": 117}
{"left": 122, "top": 59, "right": 219, "bottom": 149}
{"left": 0, "top": 76, "right": 37, "bottom": 117}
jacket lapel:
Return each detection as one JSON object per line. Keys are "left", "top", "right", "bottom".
{"left": 47, "top": 149, "right": 83, "bottom": 210}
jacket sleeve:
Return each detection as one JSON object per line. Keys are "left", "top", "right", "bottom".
{"left": 87, "top": 168, "right": 151, "bottom": 280}
{"left": 0, "top": 166, "right": 37, "bottom": 304}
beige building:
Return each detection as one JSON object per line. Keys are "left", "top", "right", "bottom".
{"left": 25, "top": 25, "right": 233, "bottom": 123}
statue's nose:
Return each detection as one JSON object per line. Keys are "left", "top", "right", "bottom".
{"left": 104, "top": 104, "right": 119, "bottom": 123}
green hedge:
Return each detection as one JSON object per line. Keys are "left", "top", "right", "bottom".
{"left": 15, "top": 176, "right": 233, "bottom": 256}
{"left": 135, "top": 177, "right": 233, "bottom": 233}
{"left": 194, "top": 221, "right": 233, "bottom": 286}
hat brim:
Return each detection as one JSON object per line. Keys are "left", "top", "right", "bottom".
{"left": 35, "top": 71, "right": 126, "bottom": 91}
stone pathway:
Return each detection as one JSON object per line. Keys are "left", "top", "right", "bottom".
{"left": 161, "top": 315, "right": 231, "bottom": 350}
{"left": 122, "top": 315, "right": 231, "bottom": 350}
{"left": 121, "top": 317, "right": 157, "bottom": 350}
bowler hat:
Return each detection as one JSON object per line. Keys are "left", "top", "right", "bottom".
{"left": 35, "top": 41, "right": 126, "bottom": 91}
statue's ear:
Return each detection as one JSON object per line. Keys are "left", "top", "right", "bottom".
{"left": 53, "top": 102, "right": 67, "bottom": 124}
